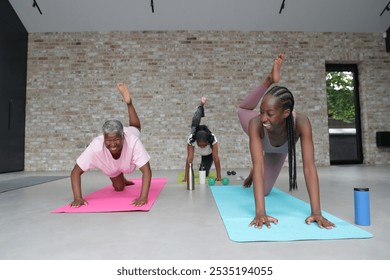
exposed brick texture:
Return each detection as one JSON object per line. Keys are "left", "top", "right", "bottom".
{"left": 25, "top": 31, "right": 390, "bottom": 171}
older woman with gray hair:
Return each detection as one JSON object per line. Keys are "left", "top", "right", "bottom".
{"left": 69, "top": 83, "right": 152, "bottom": 207}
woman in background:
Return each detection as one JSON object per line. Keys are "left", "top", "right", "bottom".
{"left": 183, "top": 97, "right": 222, "bottom": 182}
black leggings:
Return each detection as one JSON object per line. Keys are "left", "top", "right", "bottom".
{"left": 201, "top": 154, "right": 213, "bottom": 177}
{"left": 192, "top": 105, "right": 213, "bottom": 176}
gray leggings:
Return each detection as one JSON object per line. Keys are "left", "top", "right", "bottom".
{"left": 191, "top": 105, "right": 214, "bottom": 177}
{"left": 191, "top": 105, "right": 205, "bottom": 134}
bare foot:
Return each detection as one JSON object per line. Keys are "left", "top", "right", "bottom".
{"left": 116, "top": 83, "right": 132, "bottom": 105}
{"left": 125, "top": 179, "right": 135, "bottom": 186}
{"left": 266, "top": 53, "right": 284, "bottom": 85}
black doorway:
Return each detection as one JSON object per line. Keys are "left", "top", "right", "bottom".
{"left": 326, "top": 64, "right": 363, "bottom": 165}
{"left": 0, "top": 1, "right": 28, "bottom": 173}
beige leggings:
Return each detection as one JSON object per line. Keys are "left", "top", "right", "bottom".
{"left": 237, "top": 83, "right": 287, "bottom": 195}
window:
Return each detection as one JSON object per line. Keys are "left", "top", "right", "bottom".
{"left": 326, "top": 64, "right": 363, "bottom": 164}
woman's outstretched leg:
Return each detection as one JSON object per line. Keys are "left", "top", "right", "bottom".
{"left": 115, "top": 83, "right": 140, "bottom": 186}
{"left": 116, "top": 83, "right": 141, "bottom": 131}
{"left": 190, "top": 96, "right": 207, "bottom": 134}
{"left": 238, "top": 53, "right": 284, "bottom": 189}
{"left": 237, "top": 53, "right": 284, "bottom": 135}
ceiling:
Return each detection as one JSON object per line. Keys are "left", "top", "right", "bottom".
{"left": 8, "top": 0, "right": 390, "bottom": 34}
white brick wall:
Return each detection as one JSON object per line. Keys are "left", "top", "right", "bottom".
{"left": 25, "top": 31, "right": 390, "bottom": 171}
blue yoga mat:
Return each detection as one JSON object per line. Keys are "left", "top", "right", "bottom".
{"left": 210, "top": 186, "right": 373, "bottom": 242}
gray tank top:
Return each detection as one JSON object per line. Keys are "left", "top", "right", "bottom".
{"left": 261, "top": 112, "right": 296, "bottom": 154}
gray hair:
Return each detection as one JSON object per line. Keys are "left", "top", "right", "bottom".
{"left": 102, "top": 120, "right": 124, "bottom": 137}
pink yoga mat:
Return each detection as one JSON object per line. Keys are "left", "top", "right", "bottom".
{"left": 52, "top": 177, "right": 166, "bottom": 213}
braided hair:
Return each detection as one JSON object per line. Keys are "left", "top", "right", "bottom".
{"left": 265, "top": 86, "right": 297, "bottom": 191}
{"left": 189, "top": 125, "right": 215, "bottom": 147}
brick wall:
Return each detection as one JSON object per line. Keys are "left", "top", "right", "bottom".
{"left": 25, "top": 31, "right": 390, "bottom": 171}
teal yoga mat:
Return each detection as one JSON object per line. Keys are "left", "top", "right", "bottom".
{"left": 210, "top": 185, "right": 373, "bottom": 242}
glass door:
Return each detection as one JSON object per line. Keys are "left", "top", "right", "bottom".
{"left": 326, "top": 64, "right": 363, "bottom": 164}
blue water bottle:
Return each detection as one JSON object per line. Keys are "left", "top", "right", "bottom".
{"left": 354, "top": 187, "right": 370, "bottom": 226}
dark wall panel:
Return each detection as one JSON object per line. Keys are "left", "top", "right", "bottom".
{"left": 0, "top": 1, "right": 28, "bottom": 173}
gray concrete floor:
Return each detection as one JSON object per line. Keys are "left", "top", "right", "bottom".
{"left": 0, "top": 165, "right": 389, "bottom": 260}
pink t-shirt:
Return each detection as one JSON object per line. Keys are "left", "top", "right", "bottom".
{"left": 76, "top": 127, "right": 150, "bottom": 177}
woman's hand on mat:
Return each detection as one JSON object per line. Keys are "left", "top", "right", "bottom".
{"left": 69, "top": 198, "right": 88, "bottom": 208}
{"left": 305, "top": 214, "right": 336, "bottom": 229}
{"left": 249, "top": 215, "right": 278, "bottom": 229}
{"left": 132, "top": 196, "right": 148, "bottom": 207}
{"left": 242, "top": 177, "right": 252, "bottom": 188}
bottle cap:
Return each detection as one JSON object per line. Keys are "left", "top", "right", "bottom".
{"left": 354, "top": 187, "right": 369, "bottom": 192}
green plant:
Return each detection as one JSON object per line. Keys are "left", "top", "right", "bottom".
{"left": 326, "top": 71, "right": 355, "bottom": 123}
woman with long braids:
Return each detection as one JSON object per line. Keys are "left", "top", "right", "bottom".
{"left": 237, "top": 53, "right": 335, "bottom": 229}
